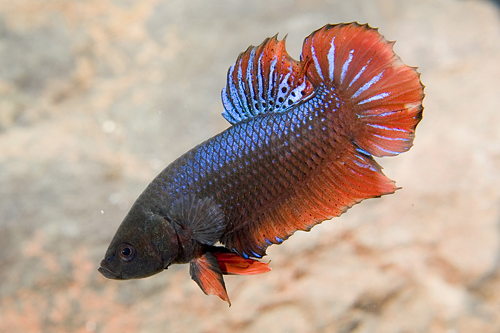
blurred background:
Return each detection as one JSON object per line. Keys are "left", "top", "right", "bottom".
{"left": 1, "top": 0, "right": 500, "bottom": 332}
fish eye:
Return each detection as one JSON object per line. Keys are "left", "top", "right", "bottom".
{"left": 117, "top": 243, "right": 136, "bottom": 262}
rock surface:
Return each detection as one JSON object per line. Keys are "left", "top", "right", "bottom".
{"left": 1, "top": 0, "right": 500, "bottom": 332}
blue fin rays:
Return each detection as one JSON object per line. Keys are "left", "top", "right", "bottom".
{"left": 221, "top": 35, "right": 314, "bottom": 125}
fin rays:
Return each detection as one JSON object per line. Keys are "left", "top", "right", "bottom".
{"left": 219, "top": 22, "right": 423, "bottom": 258}
{"left": 222, "top": 36, "right": 315, "bottom": 124}
{"left": 223, "top": 146, "right": 397, "bottom": 257}
{"left": 302, "top": 23, "right": 423, "bottom": 157}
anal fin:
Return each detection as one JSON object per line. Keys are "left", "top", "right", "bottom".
{"left": 222, "top": 144, "right": 398, "bottom": 257}
{"left": 190, "top": 252, "right": 231, "bottom": 306}
{"left": 214, "top": 252, "right": 271, "bottom": 275}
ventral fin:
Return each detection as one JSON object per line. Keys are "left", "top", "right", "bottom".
{"left": 169, "top": 196, "right": 227, "bottom": 245}
{"left": 214, "top": 251, "right": 271, "bottom": 275}
{"left": 221, "top": 35, "right": 315, "bottom": 125}
{"left": 190, "top": 252, "right": 231, "bottom": 306}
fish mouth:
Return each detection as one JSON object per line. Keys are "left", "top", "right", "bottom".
{"left": 98, "top": 260, "right": 120, "bottom": 279}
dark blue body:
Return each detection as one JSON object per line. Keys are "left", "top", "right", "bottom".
{"left": 139, "top": 85, "right": 349, "bottom": 239}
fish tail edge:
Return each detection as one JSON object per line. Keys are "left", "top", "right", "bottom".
{"left": 301, "top": 22, "right": 424, "bottom": 157}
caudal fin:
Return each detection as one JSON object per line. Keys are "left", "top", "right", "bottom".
{"left": 220, "top": 23, "right": 424, "bottom": 258}
{"left": 302, "top": 23, "right": 423, "bottom": 156}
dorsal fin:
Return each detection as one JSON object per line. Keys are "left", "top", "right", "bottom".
{"left": 220, "top": 23, "right": 423, "bottom": 258}
{"left": 221, "top": 35, "right": 315, "bottom": 124}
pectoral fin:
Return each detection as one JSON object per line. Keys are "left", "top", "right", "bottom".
{"left": 190, "top": 252, "right": 231, "bottom": 306}
{"left": 169, "top": 195, "right": 227, "bottom": 245}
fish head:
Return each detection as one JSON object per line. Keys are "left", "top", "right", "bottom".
{"left": 99, "top": 207, "right": 179, "bottom": 280}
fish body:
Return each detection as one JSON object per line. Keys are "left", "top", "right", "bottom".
{"left": 99, "top": 23, "right": 424, "bottom": 305}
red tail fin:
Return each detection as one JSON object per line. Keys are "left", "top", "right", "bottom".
{"left": 301, "top": 23, "right": 423, "bottom": 156}
{"left": 221, "top": 23, "right": 424, "bottom": 258}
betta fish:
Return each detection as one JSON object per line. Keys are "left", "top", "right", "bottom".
{"left": 98, "top": 22, "right": 424, "bottom": 305}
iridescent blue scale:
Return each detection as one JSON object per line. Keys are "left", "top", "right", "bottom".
{"left": 156, "top": 86, "right": 337, "bottom": 233}
{"left": 100, "top": 23, "right": 423, "bottom": 304}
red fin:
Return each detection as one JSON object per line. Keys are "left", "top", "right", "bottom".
{"left": 221, "top": 34, "right": 314, "bottom": 124}
{"left": 214, "top": 252, "right": 271, "bottom": 275}
{"left": 220, "top": 23, "right": 423, "bottom": 258}
{"left": 302, "top": 23, "right": 424, "bottom": 156}
{"left": 190, "top": 252, "right": 231, "bottom": 306}
{"left": 222, "top": 145, "right": 397, "bottom": 257}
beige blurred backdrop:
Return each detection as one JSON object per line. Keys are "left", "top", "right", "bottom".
{"left": 1, "top": 0, "right": 500, "bottom": 332}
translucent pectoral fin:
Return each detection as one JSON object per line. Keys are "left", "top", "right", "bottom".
{"left": 169, "top": 195, "right": 227, "bottom": 246}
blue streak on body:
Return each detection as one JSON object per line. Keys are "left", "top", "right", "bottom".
{"left": 169, "top": 95, "right": 323, "bottom": 201}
